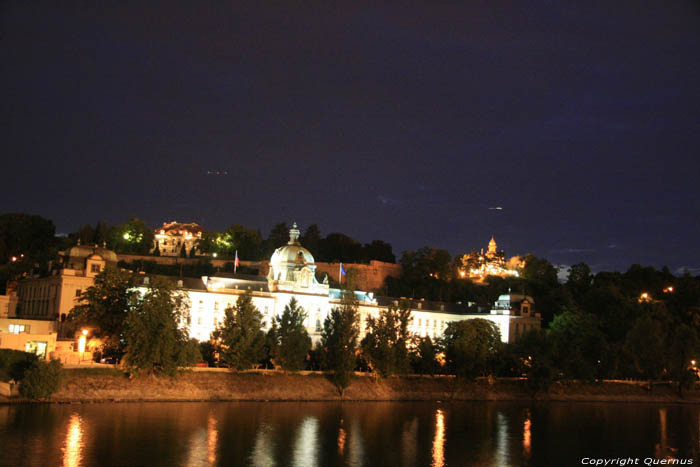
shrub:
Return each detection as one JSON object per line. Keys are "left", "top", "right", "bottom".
{"left": 20, "top": 359, "right": 63, "bottom": 399}
{"left": 0, "top": 349, "right": 38, "bottom": 382}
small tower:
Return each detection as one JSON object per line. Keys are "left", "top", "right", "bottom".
{"left": 288, "top": 222, "right": 301, "bottom": 245}
{"left": 487, "top": 236, "right": 497, "bottom": 256}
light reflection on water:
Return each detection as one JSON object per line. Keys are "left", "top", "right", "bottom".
{"left": 1, "top": 402, "right": 698, "bottom": 466}
{"left": 431, "top": 409, "right": 445, "bottom": 467}
{"left": 62, "top": 412, "right": 83, "bottom": 467}
{"left": 523, "top": 408, "right": 532, "bottom": 459}
{"left": 347, "top": 417, "right": 365, "bottom": 467}
{"left": 292, "top": 417, "right": 319, "bottom": 467}
{"left": 251, "top": 423, "right": 276, "bottom": 467}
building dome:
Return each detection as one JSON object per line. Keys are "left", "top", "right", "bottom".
{"left": 65, "top": 242, "right": 118, "bottom": 264}
{"left": 267, "top": 223, "right": 317, "bottom": 283}
{"left": 269, "top": 223, "right": 314, "bottom": 265}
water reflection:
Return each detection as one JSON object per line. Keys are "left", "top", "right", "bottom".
{"left": 184, "top": 412, "right": 219, "bottom": 466}
{"left": 207, "top": 414, "right": 218, "bottom": 466}
{"left": 3, "top": 402, "right": 700, "bottom": 467}
{"left": 431, "top": 409, "right": 445, "bottom": 467}
{"left": 251, "top": 424, "right": 276, "bottom": 467}
{"left": 347, "top": 418, "right": 365, "bottom": 467}
{"left": 401, "top": 417, "right": 418, "bottom": 467}
{"left": 337, "top": 419, "right": 346, "bottom": 455}
{"left": 523, "top": 409, "right": 532, "bottom": 459}
{"left": 292, "top": 417, "right": 319, "bottom": 467}
{"left": 494, "top": 411, "right": 508, "bottom": 467}
{"left": 62, "top": 413, "right": 83, "bottom": 467}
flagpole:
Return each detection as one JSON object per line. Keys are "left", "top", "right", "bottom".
{"left": 339, "top": 262, "right": 342, "bottom": 285}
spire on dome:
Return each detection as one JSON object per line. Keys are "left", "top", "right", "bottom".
{"left": 288, "top": 222, "right": 301, "bottom": 245}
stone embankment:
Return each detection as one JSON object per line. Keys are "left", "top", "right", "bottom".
{"left": 3, "top": 369, "right": 695, "bottom": 404}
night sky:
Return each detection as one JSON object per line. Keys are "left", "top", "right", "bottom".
{"left": 2, "top": 1, "right": 699, "bottom": 273}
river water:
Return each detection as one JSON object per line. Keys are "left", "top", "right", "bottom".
{"left": 0, "top": 401, "right": 698, "bottom": 466}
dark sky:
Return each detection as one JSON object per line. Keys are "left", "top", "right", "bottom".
{"left": 2, "top": 0, "right": 699, "bottom": 273}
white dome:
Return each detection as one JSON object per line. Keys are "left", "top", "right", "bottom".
{"left": 267, "top": 223, "right": 317, "bottom": 283}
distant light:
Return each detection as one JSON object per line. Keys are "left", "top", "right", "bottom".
{"left": 81, "top": 329, "right": 88, "bottom": 336}
{"left": 11, "top": 256, "right": 17, "bottom": 262}
{"left": 691, "top": 360, "right": 696, "bottom": 366}
{"left": 664, "top": 286, "right": 674, "bottom": 293}
{"left": 212, "top": 253, "right": 217, "bottom": 258}
{"left": 123, "top": 232, "right": 131, "bottom": 240}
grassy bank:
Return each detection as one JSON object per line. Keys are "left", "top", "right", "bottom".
{"left": 1, "top": 369, "right": 692, "bottom": 403}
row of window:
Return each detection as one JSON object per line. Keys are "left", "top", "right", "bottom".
{"left": 8, "top": 324, "right": 29, "bottom": 334}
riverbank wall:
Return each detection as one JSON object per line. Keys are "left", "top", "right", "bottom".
{"left": 5, "top": 369, "right": 699, "bottom": 404}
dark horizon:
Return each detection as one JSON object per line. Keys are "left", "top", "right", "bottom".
{"left": 2, "top": 1, "right": 699, "bottom": 274}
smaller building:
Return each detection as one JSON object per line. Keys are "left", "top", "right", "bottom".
{"left": 489, "top": 293, "right": 540, "bottom": 342}
{"left": 460, "top": 237, "right": 520, "bottom": 282}
{"left": 153, "top": 221, "right": 204, "bottom": 256}
{"left": 15, "top": 243, "right": 117, "bottom": 322}
{"left": 0, "top": 317, "right": 57, "bottom": 359}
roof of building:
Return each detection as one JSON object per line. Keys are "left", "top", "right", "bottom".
{"left": 65, "top": 244, "right": 118, "bottom": 263}
{"left": 135, "top": 274, "right": 208, "bottom": 291}
{"left": 157, "top": 221, "right": 205, "bottom": 235}
{"left": 373, "top": 296, "right": 482, "bottom": 315}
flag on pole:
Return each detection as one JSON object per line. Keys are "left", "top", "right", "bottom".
{"left": 339, "top": 263, "right": 346, "bottom": 283}
{"left": 234, "top": 250, "right": 239, "bottom": 273}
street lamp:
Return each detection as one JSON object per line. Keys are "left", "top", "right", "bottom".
{"left": 78, "top": 329, "right": 88, "bottom": 362}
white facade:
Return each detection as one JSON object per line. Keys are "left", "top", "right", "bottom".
{"left": 145, "top": 225, "right": 541, "bottom": 344}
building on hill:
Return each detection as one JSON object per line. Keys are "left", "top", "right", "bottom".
{"left": 153, "top": 221, "right": 204, "bottom": 256}
{"left": 459, "top": 236, "right": 521, "bottom": 282}
{"left": 136, "top": 225, "right": 540, "bottom": 344}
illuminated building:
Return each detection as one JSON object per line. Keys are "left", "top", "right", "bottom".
{"left": 0, "top": 243, "right": 117, "bottom": 359}
{"left": 15, "top": 242, "right": 117, "bottom": 322}
{"left": 153, "top": 221, "right": 204, "bottom": 256}
{"left": 138, "top": 225, "right": 539, "bottom": 344}
{"left": 459, "top": 236, "right": 521, "bottom": 281}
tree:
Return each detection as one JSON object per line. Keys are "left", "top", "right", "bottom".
{"left": 548, "top": 310, "right": 607, "bottom": 381}
{"left": 410, "top": 336, "right": 440, "bottom": 376}
{"left": 179, "top": 243, "right": 187, "bottom": 258}
{"left": 264, "top": 222, "right": 290, "bottom": 257}
{"left": 443, "top": 319, "right": 502, "bottom": 380}
{"left": 623, "top": 314, "right": 667, "bottom": 380}
{"left": 108, "top": 217, "right": 154, "bottom": 255}
{"left": 212, "top": 290, "right": 266, "bottom": 370}
{"left": 321, "top": 292, "right": 360, "bottom": 395}
{"left": 300, "top": 224, "right": 322, "bottom": 255}
{"left": 361, "top": 240, "right": 396, "bottom": 263}
{"left": 567, "top": 262, "right": 592, "bottom": 300}
{"left": 0, "top": 213, "right": 57, "bottom": 293}
{"left": 68, "top": 268, "right": 136, "bottom": 358}
{"left": 268, "top": 298, "right": 312, "bottom": 371}
{"left": 361, "top": 300, "right": 412, "bottom": 377}
{"left": 123, "top": 277, "right": 192, "bottom": 376}
{"left": 19, "top": 359, "right": 63, "bottom": 399}
{"left": 318, "top": 233, "right": 362, "bottom": 263}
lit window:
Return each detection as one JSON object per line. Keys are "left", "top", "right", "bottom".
{"left": 214, "top": 302, "right": 219, "bottom": 311}
{"left": 9, "top": 324, "right": 27, "bottom": 334}
{"left": 91, "top": 264, "right": 101, "bottom": 273}
{"left": 197, "top": 317, "right": 202, "bottom": 325}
